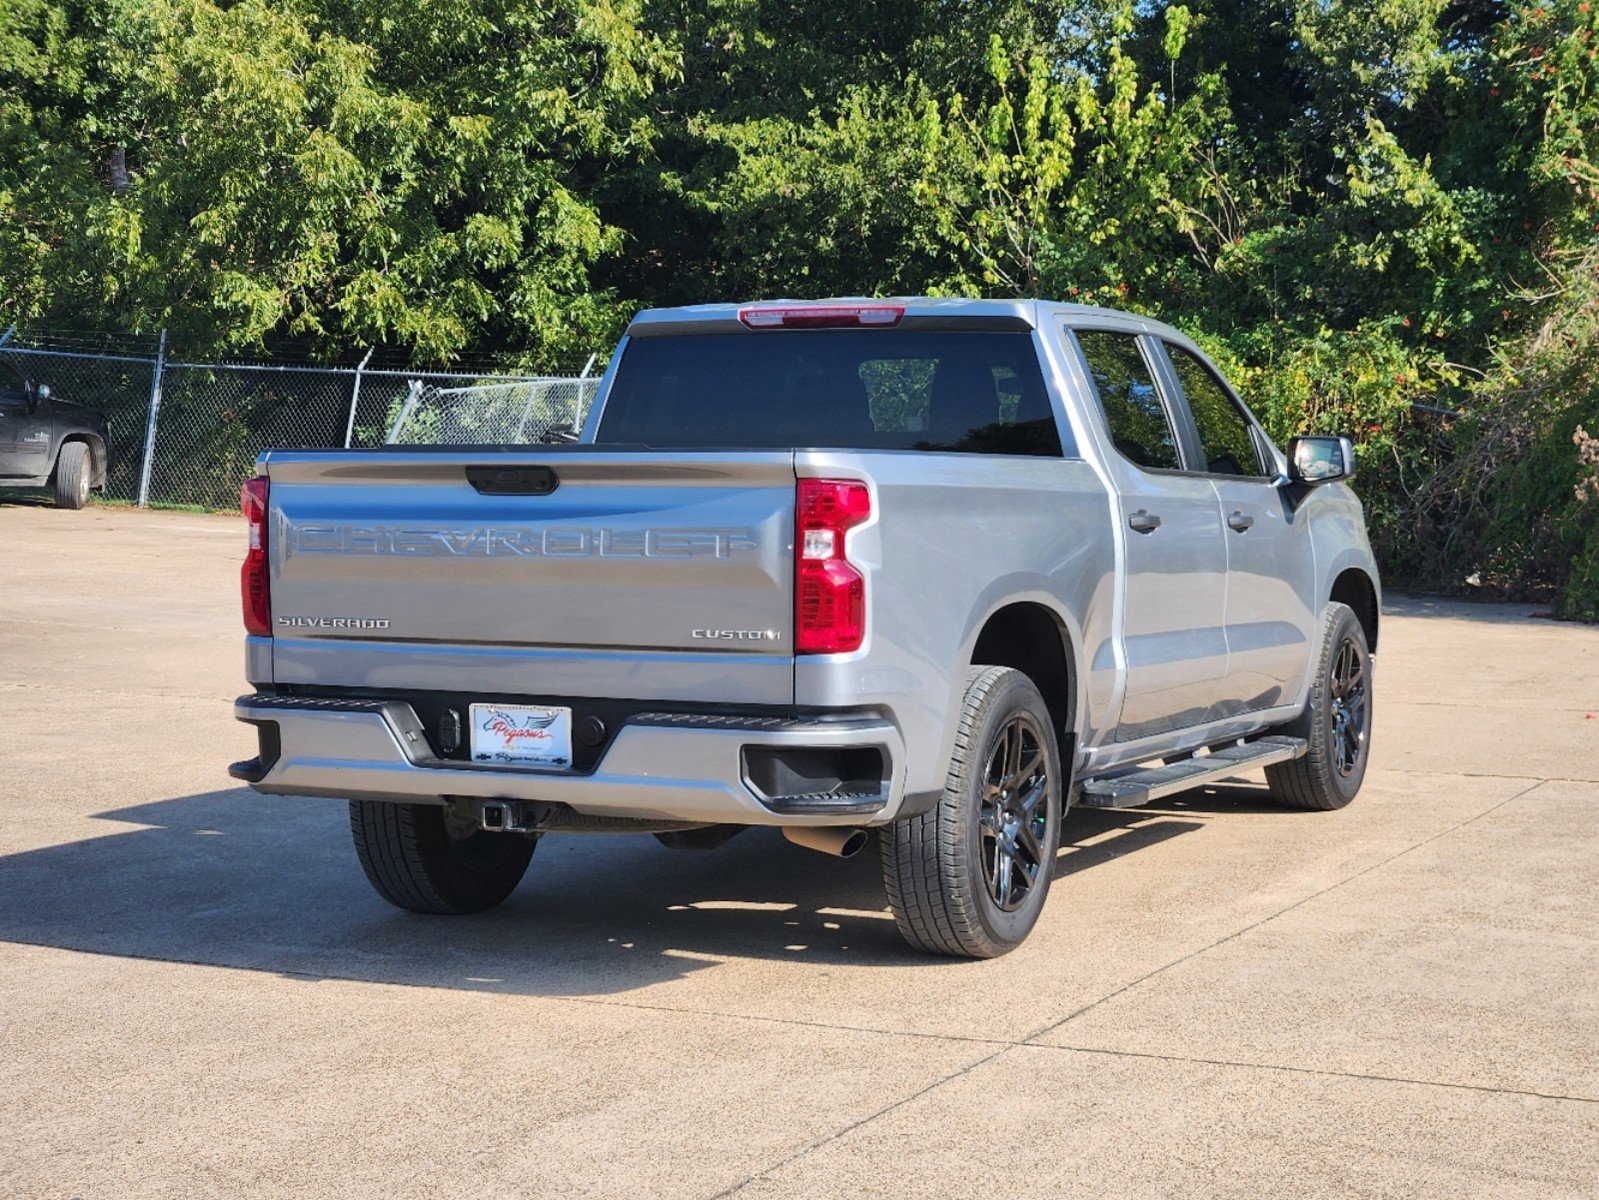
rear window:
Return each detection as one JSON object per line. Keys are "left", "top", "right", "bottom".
{"left": 596, "top": 331, "right": 1070, "bottom": 456}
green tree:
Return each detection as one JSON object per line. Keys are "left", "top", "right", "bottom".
{"left": 1, "top": 0, "right": 672, "bottom": 363}
{"left": 2, "top": 0, "right": 1598, "bottom": 609}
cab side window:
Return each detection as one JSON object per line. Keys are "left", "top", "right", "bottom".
{"left": 1073, "top": 330, "right": 1180, "bottom": 471}
{"left": 1166, "top": 345, "right": 1265, "bottom": 477}
{"left": 0, "top": 360, "right": 28, "bottom": 405}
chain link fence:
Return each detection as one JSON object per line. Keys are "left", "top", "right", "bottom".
{"left": 0, "top": 328, "right": 599, "bottom": 510}
{"left": 385, "top": 376, "right": 597, "bottom": 446}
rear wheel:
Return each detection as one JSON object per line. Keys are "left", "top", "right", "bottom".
{"left": 349, "top": 800, "right": 535, "bottom": 914}
{"left": 1266, "top": 602, "right": 1372, "bottom": 810}
{"left": 53, "top": 442, "right": 91, "bottom": 509}
{"left": 880, "top": 666, "right": 1062, "bottom": 958}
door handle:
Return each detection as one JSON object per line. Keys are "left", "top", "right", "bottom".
{"left": 1128, "top": 509, "right": 1162, "bottom": 534}
{"left": 1227, "top": 510, "right": 1255, "bottom": 533}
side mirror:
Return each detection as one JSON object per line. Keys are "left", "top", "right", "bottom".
{"left": 24, "top": 381, "right": 49, "bottom": 411}
{"left": 1287, "top": 435, "right": 1356, "bottom": 486}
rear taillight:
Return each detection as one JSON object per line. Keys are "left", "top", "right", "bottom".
{"left": 796, "top": 479, "right": 871, "bottom": 654}
{"left": 740, "top": 304, "right": 904, "bottom": 330}
{"left": 241, "top": 476, "right": 270, "bottom": 637}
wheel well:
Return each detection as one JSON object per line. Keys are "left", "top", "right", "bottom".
{"left": 1331, "top": 568, "right": 1379, "bottom": 652}
{"left": 970, "top": 603, "right": 1076, "bottom": 747}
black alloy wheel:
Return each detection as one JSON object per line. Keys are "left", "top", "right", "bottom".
{"left": 880, "top": 666, "right": 1064, "bottom": 958}
{"left": 979, "top": 713, "right": 1051, "bottom": 912}
{"left": 1328, "top": 635, "right": 1368, "bottom": 777}
{"left": 1266, "top": 601, "right": 1373, "bottom": 810}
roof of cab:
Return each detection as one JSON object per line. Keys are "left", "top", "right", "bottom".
{"left": 623, "top": 296, "right": 1194, "bottom": 348}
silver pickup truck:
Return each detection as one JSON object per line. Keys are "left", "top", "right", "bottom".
{"left": 230, "top": 298, "right": 1379, "bottom": 958}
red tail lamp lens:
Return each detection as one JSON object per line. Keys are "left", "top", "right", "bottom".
{"left": 241, "top": 476, "right": 270, "bottom": 637}
{"left": 796, "top": 479, "right": 871, "bottom": 654}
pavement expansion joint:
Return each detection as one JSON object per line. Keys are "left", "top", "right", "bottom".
{"left": 704, "top": 1045, "right": 1013, "bottom": 1200}
{"left": 536, "top": 993, "right": 1017, "bottom": 1051}
{"left": 426, "top": 779, "right": 1592, "bottom": 1194}
{"left": 1384, "top": 698, "right": 1598, "bottom": 711}
{"left": 1030, "top": 1043, "right": 1599, "bottom": 1106}
{"left": 1385, "top": 766, "right": 1599, "bottom": 784}
{"left": 1021, "top": 779, "right": 1549, "bottom": 1044}
{"left": 701, "top": 1027, "right": 1599, "bottom": 1199}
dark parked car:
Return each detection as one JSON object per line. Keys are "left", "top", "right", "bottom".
{"left": 0, "top": 358, "right": 111, "bottom": 509}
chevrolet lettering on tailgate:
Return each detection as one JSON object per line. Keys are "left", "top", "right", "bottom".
{"left": 286, "top": 523, "right": 759, "bottom": 559}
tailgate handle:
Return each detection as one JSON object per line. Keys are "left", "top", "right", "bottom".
{"left": 466, "top": 465, "right": 559, "bottom": 496}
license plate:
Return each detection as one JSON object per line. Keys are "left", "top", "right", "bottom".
{"left": 469, "top": 703, "right": 573, "bottom": 768}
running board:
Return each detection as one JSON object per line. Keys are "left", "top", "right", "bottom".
{"left": 1077, "top": 736, "right": 1307, "bottom": 809}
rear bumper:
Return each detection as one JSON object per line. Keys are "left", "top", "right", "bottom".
{"left": 232, "top": 694, "right": 907, "bottom": 826}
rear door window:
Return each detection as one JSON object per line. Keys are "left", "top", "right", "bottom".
{"left": 1072, "top": 330, "right": 1182, "bottom": 471}
{"left": 598, "top": 331, "right": 1070, "bottom": 456}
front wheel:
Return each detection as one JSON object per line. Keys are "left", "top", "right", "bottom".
{"left": 880, "top": 666, "right": 1063, "bottom": 958}
{"left": 53, "top": 441, "right": 91, "bottom": 509}
{"left": 349, "top": 801, "right": 535, "bottom": 914}
{"left": 1266, "top": 602, "right": 1373, "bottom": 810}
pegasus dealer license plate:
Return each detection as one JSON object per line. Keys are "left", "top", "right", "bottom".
{"left": 469, "top": 703, "right": 573, "bottom": 768}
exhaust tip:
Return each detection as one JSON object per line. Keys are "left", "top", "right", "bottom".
{"left": 783, "top": 825, "right": 870, "bottom": 858}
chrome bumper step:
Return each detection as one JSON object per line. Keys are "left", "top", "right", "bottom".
{"left": 1077, "top": 736, "right": 1307, "bottom": 809}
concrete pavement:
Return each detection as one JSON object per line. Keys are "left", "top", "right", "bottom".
{"left": 0, "top": 501, "right": 1594, "bottom": 1198}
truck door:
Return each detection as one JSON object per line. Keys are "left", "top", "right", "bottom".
{"left": 1069, "top": 328, "right": 1230, "bottom": 742}
{"left": 1156, "top": 341, "right": 1318, "bottom": 715}
{"left": 0, "top": 360, "right": 50, "bottom": 480}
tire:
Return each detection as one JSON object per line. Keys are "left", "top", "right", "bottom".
{"left": 880, "top": 666, "right": 1063, "bottom": 958}
{"left": 1266, "top": 602, "right": 1373, "bottom": 811}
{"left": 349, "top": 800, "right": 535, "bottom": 914}
{"left": 53, "top": 441, "right": 91, "bottom": 509}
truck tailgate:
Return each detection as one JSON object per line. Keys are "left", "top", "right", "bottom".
{"left": 262, "top": 449, "right": 797, "bottom": 704}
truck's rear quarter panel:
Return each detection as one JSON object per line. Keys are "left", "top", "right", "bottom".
{"left": 795, "top": 450, "right": 1116, "bottom": 800}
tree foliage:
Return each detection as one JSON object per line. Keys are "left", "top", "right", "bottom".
{"left": 1, "top": 0, "right": 669, "bottom": 361}
{"left": 2, "top": 0, "right": 1598, "bottom": 611}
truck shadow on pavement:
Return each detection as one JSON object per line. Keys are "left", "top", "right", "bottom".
{"left": 0, "top": 785, "right": 1259, "bottom": 994}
